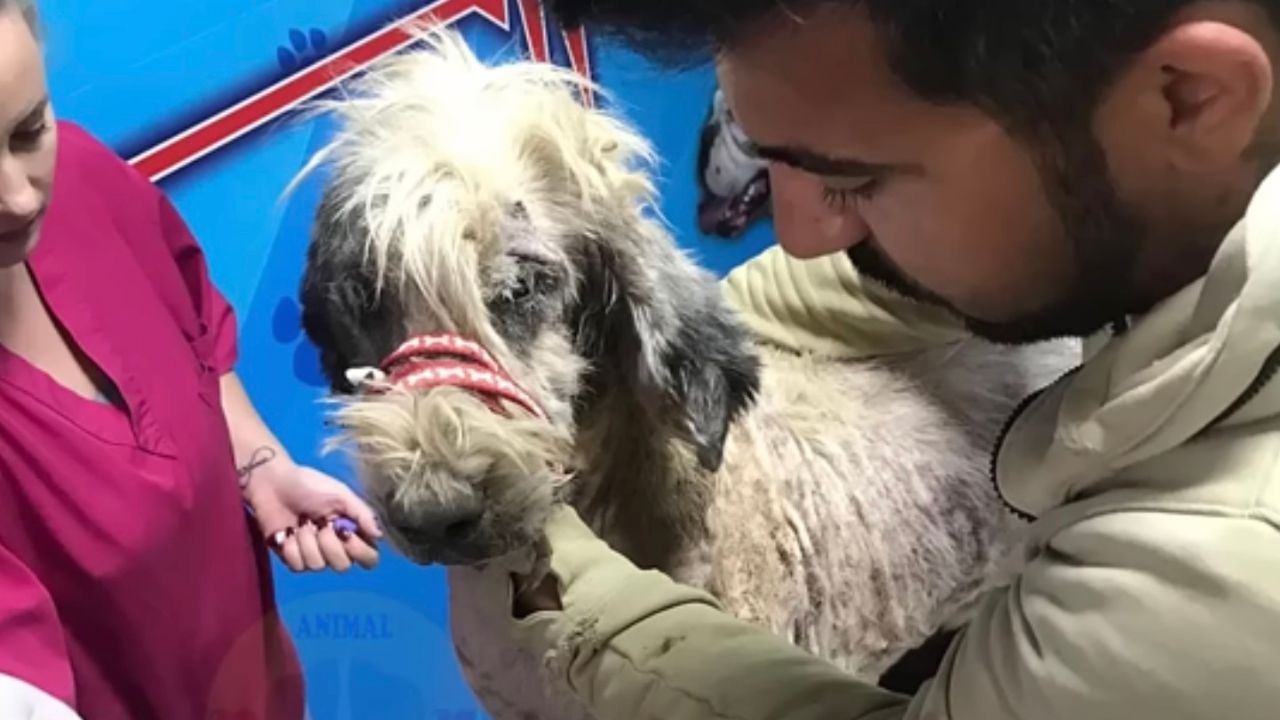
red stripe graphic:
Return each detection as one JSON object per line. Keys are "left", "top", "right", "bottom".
{"left": 517, "top": 0, "right": 548, "bottom": 62}
{"left": 130, "top": 0, "right": 588, "bottom": 182}
{"left": 562, "top": 26, "right": 593, "bottom": 107}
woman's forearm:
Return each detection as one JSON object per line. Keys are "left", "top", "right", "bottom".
{"left": 219, "top": 372, "right": 297, "bottom": 498}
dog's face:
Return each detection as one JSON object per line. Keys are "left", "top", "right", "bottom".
{"left": 297, "top": 30, "right": 759, "bottom": 567}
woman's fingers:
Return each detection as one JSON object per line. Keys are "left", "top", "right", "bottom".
{"left": 333, "top": 517, "right": 380, "bottom": 569}
{"left": 334, "top": 486, "right": 384, "bottom": 543}
{"left": 295, "top": 519, "right": 327, "bottom": 571}
{"left": 267, "top": 516, "right": 379, "bottom": 573}
{"left": 314, "top": 521, "right": 354, "bottom": 573}
{"left": 344, "top": 536, "right": 380, "bottom": 570}
{"left": 267, "top": 527, "right": 305, "bottom": 572}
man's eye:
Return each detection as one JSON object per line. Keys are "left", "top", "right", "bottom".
{"left": 821, "top": 179, "right": 882, "bottom": 209}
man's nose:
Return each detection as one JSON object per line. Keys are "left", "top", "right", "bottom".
{"left": 768, "top": 163, "right": 869, "bottom": 259}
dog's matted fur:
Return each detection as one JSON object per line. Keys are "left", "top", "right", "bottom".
{"left": 295, "top": 27, "right": 1078, "bottom": 719}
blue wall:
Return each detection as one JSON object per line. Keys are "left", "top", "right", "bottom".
{"left": 39, "top": 2, "right": 775, "bottom": 717}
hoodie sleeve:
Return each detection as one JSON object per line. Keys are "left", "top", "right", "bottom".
{"left": 510, "top": 504, "right": 1280, "bottom": 720}
{"left": 721, "top": 246, "right": 968, "bottom": 360}
{"left": 509, "top": 504, "right": 914, "bottom": 720}
{"left": 912, "top": 509, "right": 1280, "bottom": 720}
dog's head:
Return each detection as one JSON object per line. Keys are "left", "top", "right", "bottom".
{"left": 297, "top": 28, "right": 759, "bottom": 567}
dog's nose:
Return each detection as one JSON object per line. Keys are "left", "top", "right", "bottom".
{"left": 386, "top": 490, "right": 486, "bottom": 546}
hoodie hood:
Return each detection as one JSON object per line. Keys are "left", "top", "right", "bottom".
{"left": 996, "top": 165, "right": 1280, "bottom": 516}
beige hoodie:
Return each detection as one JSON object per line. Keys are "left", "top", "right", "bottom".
{"left": 503, "top": 165, "right": 1280, "bottom": 720}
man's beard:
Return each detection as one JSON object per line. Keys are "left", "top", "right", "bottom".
{"left": 846, "top": 133, "right": 1143, "bottom": 345}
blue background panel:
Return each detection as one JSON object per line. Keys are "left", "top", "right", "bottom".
{"left": 38, "top": 2, "right": 776, "bottom": 717}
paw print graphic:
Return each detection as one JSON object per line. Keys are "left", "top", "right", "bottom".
{"left": 272, "top": 296, "right": 329, "bottom": 388}
{"left": 277, "top": 27, "right": 330, "bottom": 73}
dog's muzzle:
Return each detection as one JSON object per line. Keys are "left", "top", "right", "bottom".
{"left": 345, "top": 333, "right": 546, "bottom": 419}
{"left": 343, "top": 334, "right": 566, "bottom": 566}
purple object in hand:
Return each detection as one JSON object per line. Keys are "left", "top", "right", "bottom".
{"left": 332, "top": 517, "right": 359, "bottom": 535}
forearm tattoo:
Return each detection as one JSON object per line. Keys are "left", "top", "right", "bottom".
{"left": 237, "top": 446, "right": 278, "bottom": 490}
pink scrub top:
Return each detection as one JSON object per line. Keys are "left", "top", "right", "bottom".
{"left": 0, "top": 122, "right": 305, "bottom": 719}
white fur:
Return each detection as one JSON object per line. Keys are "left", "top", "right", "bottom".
{"left": 296, "top": 26, "right": 1080, "bottom": 720}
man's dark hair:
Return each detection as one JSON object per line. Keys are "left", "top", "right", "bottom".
{"left": 547, "top": 1, "right": 1280, "bottom": 137}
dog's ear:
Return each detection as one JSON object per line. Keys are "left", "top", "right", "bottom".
{"left": 572, "top": 232, "right": 761, "bottom": 471}
{"left": 299, "top": 187, "right": 407, "bottom": 393}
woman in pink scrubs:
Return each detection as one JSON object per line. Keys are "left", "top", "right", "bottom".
{"left": 0, "top": 3, "right": 384, "bottom": 718}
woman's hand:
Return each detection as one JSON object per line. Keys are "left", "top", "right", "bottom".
{"left": 243, "top": 460, "right": 383, "bottom": 573}
{"left": 219, "top": 372, "right": 382, "bottom": 573}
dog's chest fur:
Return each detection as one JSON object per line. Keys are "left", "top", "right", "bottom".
{"left": 446, "top": 337, "right": 1074, "bottom": 719}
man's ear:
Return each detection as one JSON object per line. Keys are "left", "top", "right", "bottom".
{"left": 1110, "top": 18, "right": 1274, "bottom": 169}
{"left": 571, "top": 231, "right": 761, "bottom": 472}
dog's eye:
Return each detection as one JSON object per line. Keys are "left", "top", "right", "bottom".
{"left": 504, "top": 276, "right": 534, "bottom": 303}
{"left": 491, "top": 256, "right": 561, "bottom": 310}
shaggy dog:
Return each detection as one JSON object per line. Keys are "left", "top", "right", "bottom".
{"left": 295, "top": 28, "right": 1077, "bottom": 719}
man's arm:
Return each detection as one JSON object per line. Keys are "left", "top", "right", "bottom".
{"left": 504, "top": 504, "right": 1280, "bottom": 720}
{"left": 505, "top": 505, "right": 912, "bottom": 720}
{"left": 721, "top": 246, "right": 969, "bottom": 359}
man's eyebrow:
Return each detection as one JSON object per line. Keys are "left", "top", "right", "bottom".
{"left": 750, "top": 143, "right": 917, "bottom": 177}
